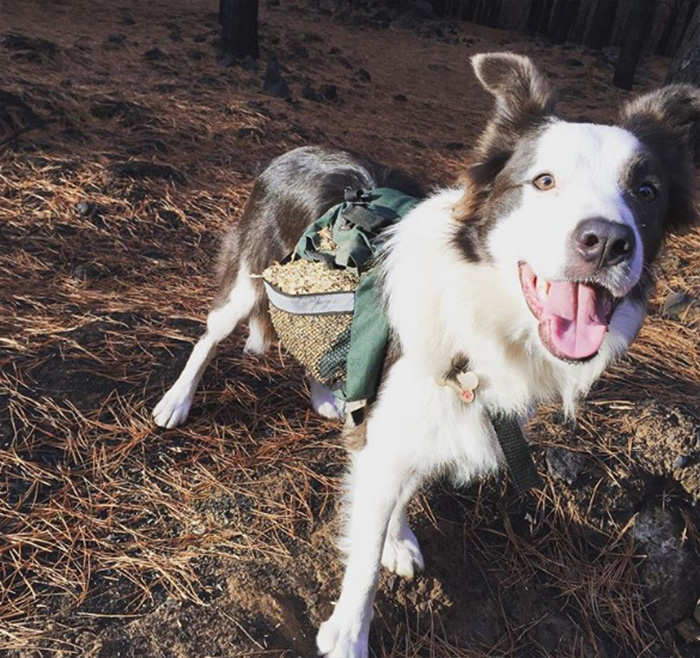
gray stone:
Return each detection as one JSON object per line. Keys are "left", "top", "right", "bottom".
{"left": 633, "top": 505, "right": 700, "bottom": 627}
{"left": 545, "top": 447, "right": 586, "bottom": 485}
{"left": 662, "top": 291, "right": 697, "bottom": 320}
{"left": 262, "top": 59, "right": 291, "bottom": 99}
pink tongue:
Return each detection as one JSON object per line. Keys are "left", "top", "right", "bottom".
{"left": 542, "top": 281, "right": 608, "bottom": 359}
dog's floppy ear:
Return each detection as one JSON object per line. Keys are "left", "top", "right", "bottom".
{"left": 621, "top": 85, "right": 700, "bottom": 234}
{"left": 471, "top": 52, "right": 557, "bottom": 161}
{"left": 453, "top": 54, "right": 556, "bottom": 229}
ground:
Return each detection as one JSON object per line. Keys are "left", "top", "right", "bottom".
{"left": 2, "top": 1, "right": 700, "bottom": 657}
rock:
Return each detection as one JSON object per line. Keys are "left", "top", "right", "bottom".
{"left": 121, "top": 16, "right": 136, "bottom": 26}
{"left": 409, "top": 0, "right": 434, "bottom": 17}
{"left": 631, "top": 402, "right": 700, "bottom": 498}
{"left": 633, "top": 505, "right": 700, "bottom": 627}
{"left": 75, "top": 201, "right": 92, "bottom": 217}
{"left": 218, "top": 54, "right": 236, "bottom": 68}
{"left": 262, "top": 59, "right": 291, "bottom": 99}
{"left": 318, "top": 84, "right": 337, "bottom": 101}
{"left": 390, "top": 12, "right": 417, "bottom": 30}
{"left": 241, "top": 54, "right": 258, "bottom": 71}
{"left": 143, "top": 47, "right": 165, "bottom": 61}
{"left": 394, "top": 93, "right": 408, "bottom": 102}
{"left": 0, "top": 89, "right": 44, "bottom": 134}
{"left": 366, "top": 7, "right": 395, "bottom": 26}
{"left": 107, "top": 34, "right": 126, "bottom": 44}
{"left": 676, "top": 618, "right": 700, "bottom": 643}
{"left": 545, "top": 447, "right": 586, "bottom": 485}
{"left": 236, "top": 127, "right": 264, "bottom": 139}
{"left": 90, "top": 99, "right": 147, "bottom": 127}
{"left": 353, "top": 68, "right": 371, "bottom": 82}
{"left": 301, "top": 84, "right": 319, "bottom": 101}
{"left": 153, "top": 83, "right": 178, "bottom": 93}
{"left": 286, "top": 38, "right": 309, "bottom": 60}
{"left": 661, "top": 291, "right": 697, "bottom": 320}
{"left": 1, "top": 33, "right": 59, "bottom": 57}
{"left": 109, "top": 161, "right": 186, "bottom": 185}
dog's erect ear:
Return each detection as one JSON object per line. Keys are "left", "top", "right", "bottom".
{"left": 471, "top": 52, "right": 557, "bottom": 161}
{"left": 621, "top": 85, "right": 700, "bottom": 234}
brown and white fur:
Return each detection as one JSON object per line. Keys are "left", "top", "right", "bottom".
{"left": 152, "top": 54, "right": 700, "bottom": 657}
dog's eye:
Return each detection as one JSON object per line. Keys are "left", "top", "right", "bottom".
{"left": 533, "top": 173, "right": 556, "bottom": 191}
{"left": 637, "top": 182, "right": 658, "bottom": 202}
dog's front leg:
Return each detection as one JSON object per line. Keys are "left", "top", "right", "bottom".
{"left": 317, "top": 447, "right": 404, "bottom": 658}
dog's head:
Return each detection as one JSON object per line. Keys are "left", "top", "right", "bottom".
{"left": 454, "top": 52, "right": 700, "bottom": 364}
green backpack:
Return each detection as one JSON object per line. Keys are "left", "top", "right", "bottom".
{"left": 262, "top": 187, "right": 420, "bottom": 402}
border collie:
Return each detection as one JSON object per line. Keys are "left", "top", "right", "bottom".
{"left": 152, "top": 53, "right": 699, "bottom": 657}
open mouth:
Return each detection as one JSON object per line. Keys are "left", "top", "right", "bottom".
{"left": 519, "top": 262, "right": 615, "bottom": 362}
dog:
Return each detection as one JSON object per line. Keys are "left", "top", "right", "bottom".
{"left": 152, "top": 53, "right": 700, "bottom": 657}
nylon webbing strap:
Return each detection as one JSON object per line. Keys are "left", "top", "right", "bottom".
{"left": 342, "top": 205, "right": 387, "bottom": 233}
{"left": 488, "top": 413, "right": 543, "bottom": 493}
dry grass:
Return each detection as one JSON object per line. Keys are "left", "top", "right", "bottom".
{"left": 2, "top": 1, "right": 700, "bottom": 657}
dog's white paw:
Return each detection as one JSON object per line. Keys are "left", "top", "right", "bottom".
{"left": 313, "top": 398, "right": 346, "bottom": 420}
{"left": 316, "top": 615, "right": 368, "bottom": 658}
{"left": 152, "top": 386, "right": 194, "bottom": 428}
{"left": 243, "top": 326, "right": 269, "bottom": 355}
{"left": 309, "top": 379, "right": 345, "bottom": 420}
{"left": 381, "top": 526, "right": 424, "bottom": 579}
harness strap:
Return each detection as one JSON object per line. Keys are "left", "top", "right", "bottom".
{"left": 488, "top": 413, "right": 543, "bottom": 494}
{"left": 342, "top": 205, "right": 388, "bottom": 233}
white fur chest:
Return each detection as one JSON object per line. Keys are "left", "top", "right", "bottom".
{"left": 367, "top": 356, "right": 504, "bottom": 486}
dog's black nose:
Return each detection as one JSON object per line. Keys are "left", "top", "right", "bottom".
{"left": 573, "top": 218, "right": 635, "bottom": 268}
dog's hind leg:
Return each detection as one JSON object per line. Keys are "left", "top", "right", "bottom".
{"left": 152, "top": 264, "right": 262, "bottom": 428}
{"left": 244, "top": 310, "right": 273, "bottom": 355}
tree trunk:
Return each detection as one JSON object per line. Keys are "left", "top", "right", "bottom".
{"left": 527, "top": 0, "right": 545, "bottom": 33}
{"left": 461, "top": 0, "right": 479, "bottom": 21}
{"left": 612, "top": 2, "right": 655, "bottom": 89}
{"left": 219, "top": 0, "right": 259, "bottom": 60}
{"left": 572, "top": 0, "right": 596, "bottom": 43}
{"left": 551, "top": 0, "right": 581, "bottom": 43}
{"left": 539, "top": 0, "right": 556, "bottom": 32}
{"left": 583, "top": 0, "right": 619, "bottom": 50}
{"left": 667, "top": 0, "right": 700, "bottom": 165}
{"left": 656, "top": 0, "right": 682, "bottom": 55}
{"left": 667, "top": 0, "right": 700, "bottom": 83}
{"left": 497, "top": 0, "right": 533, "bottom": 30}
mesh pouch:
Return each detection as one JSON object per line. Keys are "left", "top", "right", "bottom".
{"left": 263, "top": 261, "right": 357, "bottom": 392}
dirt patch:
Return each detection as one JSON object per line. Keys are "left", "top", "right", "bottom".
{"left": 2, "top": 1, "right": 700, "bottom": 657}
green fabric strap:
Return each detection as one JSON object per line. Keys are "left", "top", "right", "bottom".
{"left": 342, "top": 269, "right": 390, "bottom": 401}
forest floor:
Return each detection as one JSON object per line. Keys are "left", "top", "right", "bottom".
{"left": 2, "top": 1, "right": 700, "bottom": 657}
